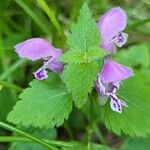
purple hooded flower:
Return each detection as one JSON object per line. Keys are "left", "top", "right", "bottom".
{"left": 96, "top": 60, "right": 133, "bottom": 113}
{"left": 98, "top": 7, "right": 128, "bottom": 52}
{"left": 15, "top": 38, "right": 63, "bottom": 80}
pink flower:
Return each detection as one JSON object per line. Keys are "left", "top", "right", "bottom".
{"left": 15, "top": 38, "right": 63, "bottom": 80}
{"left": 98, "top": 7, "right": 128, "bottom": 52}
{"left": 96, "top": 60, "right": 133, "bottom": 113}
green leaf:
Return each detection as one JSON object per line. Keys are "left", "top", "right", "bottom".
{"left": 62, "top": 62, "right": 100, "bottom": 108}
{"left": 101, "top": 71, "right": 150, "bottom": 136}
{"left": 67, "top": 3, "right": 100, "bottom": 52}
{"left": 61, "top": 3, "right": 102, "bottom": 108}
{"left": 60, "top": 48, "right": 107, "bottom": 64}
{"left": 116, "top": 44, "right": 150, "bottom": 68}
{"left": 9, "top": 127, "right": 57, "bottom": 150}
{"left": 120, "top": 136, "right": 150, "bottom": 150}
{"left": 7, "top": 73, "right": 73, "bottom": 128}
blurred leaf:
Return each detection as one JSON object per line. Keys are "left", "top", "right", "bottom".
{"left": 120, "top": 137, "right": 150, "bottom": 150}
{"left": 68, "top": 107, "right": 87, "bottom": 130}
{"left": 116, "top": 44, "right": 150, "bottom": 68}
{"left": 9, "top": 127, "right": 57, "bottom": 150}
{"left": 101, "top": 71, "right": 150, "bottom": 136}
{"left": 0, "top": 84, "right": 3, "bottom": 90}
{"left": 14, "top": 0, "right": 52, "bottom": 36}
{"left": 0, "top": 89, "right": 14, "bottom": 121}
{"left": 7, "top": 73, "right": 73, "bottom": 128}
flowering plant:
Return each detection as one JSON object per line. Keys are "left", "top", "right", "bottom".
{"left": 0, "top": 1, "right": 150, "bottom": 150}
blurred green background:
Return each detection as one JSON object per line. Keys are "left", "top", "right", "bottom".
{"left": 0, "top": 0, "right": 150, "bottom": 150}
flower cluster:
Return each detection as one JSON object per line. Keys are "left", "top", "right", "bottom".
{"left": 14, "top": 7, "right": 133, "bottom": 113}
{"left": 96, "top": 7, "right": 133, "bottom": 113}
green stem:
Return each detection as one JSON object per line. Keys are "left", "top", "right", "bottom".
{"left": 94, "top": 123, "right": 107, "bottom": 145}
{"left": 0, "top": 81, "right": 23, "bottom": 92}
{"left": 0, "top": 136, "right": 73, "bottom": 148}
{"left": 0, "top": 121, "right": 57, "bottom": 150}
{"left": 125, "top": 18, "right": 150, "bottom": 32}
{"left": 87, "top": 95, "right": 95, "bottom": 150}
{"left": 0, "top": 59, "right": 27, "bottom": 80}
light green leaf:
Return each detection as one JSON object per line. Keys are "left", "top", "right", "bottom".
{"left": 101, "top": 71, "right": 150, "bottom": 136}
{"left": 7, "top": 73, "right": 73, "bottom": 128}
{"left": 60, "top": 47, "right": 107, "bottom": 64}
{"left": 60, "top": 50, "right": 85, "bottom": 64}
{"left": 62, "top": 62, "right": 100, "bottom": 108}
{"left": 116, "top": 44, "right": 150, "bottom": 68}
{"left": 120, "top": 137, "right": 150, "bottom": 150}
{"left": 67, "top": 3, "right": 100, "bottom": 52}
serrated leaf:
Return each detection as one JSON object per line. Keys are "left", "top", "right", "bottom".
{"left": 101, "top": 71, "right": 150, "bottom": 136}
{"left": 67, "top": 3, "right": 100, "bottom": 52}
{"left": 60, "top": 47, "right": 107, "bottom": 64}
{"left": 62, "top": 62, "right": 100, "bottom": 108}
{"left": 7, "top": 73, "right": 73, "bottom": 128}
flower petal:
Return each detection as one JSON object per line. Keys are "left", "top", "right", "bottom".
{"left": 98, "top": 7, "right": 127, "bottom": 43}
{"left": 46, "top": 59, "right": 64, "bottom": 73}
{"left": 101, "top": 41, "right": 114, "bottom": 52}
{"left": 34, "top": 67, "right": 48, "bottom": 80}
{"left": 110, "top": 97, "right": 122, "bottom": 113}
{"left": 95, "top": 79, "right": 106, "bottom": 96}
{"left": 15, "top": 38, "right": 59, "bottom": 61}
{"left": 100, "top": 60, "right": 134, "bottom": 83}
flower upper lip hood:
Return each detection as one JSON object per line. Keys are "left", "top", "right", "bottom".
{"left": 98, "top": 7, "right": 127, "bottom": 43}
{"left": 100, "top": 60, "right": 134, "bottom": 84}
{"left": 15, "top": 38, "right": 62, "bottom": 61}
{"left": 98, "top": 7, "right": 128, "bottom": 52}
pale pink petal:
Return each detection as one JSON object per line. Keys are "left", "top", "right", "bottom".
{"left": 100, "top": 60, "right": 134, "bottom": 83}
{"left": 98, "top": 7, "right": 127, "bottom": 43}
{"left": 15, "top": 38, "right": 60, "bottom": 61}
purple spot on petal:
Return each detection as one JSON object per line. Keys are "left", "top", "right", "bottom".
{"left": 113, "top": 103, "right": 116, "bottom": 108}
{"left": 115, "top": 32, "right": 128, "bottom": 47}
{"left": 34, "top": 67, "right": 48, "bottom": 80}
